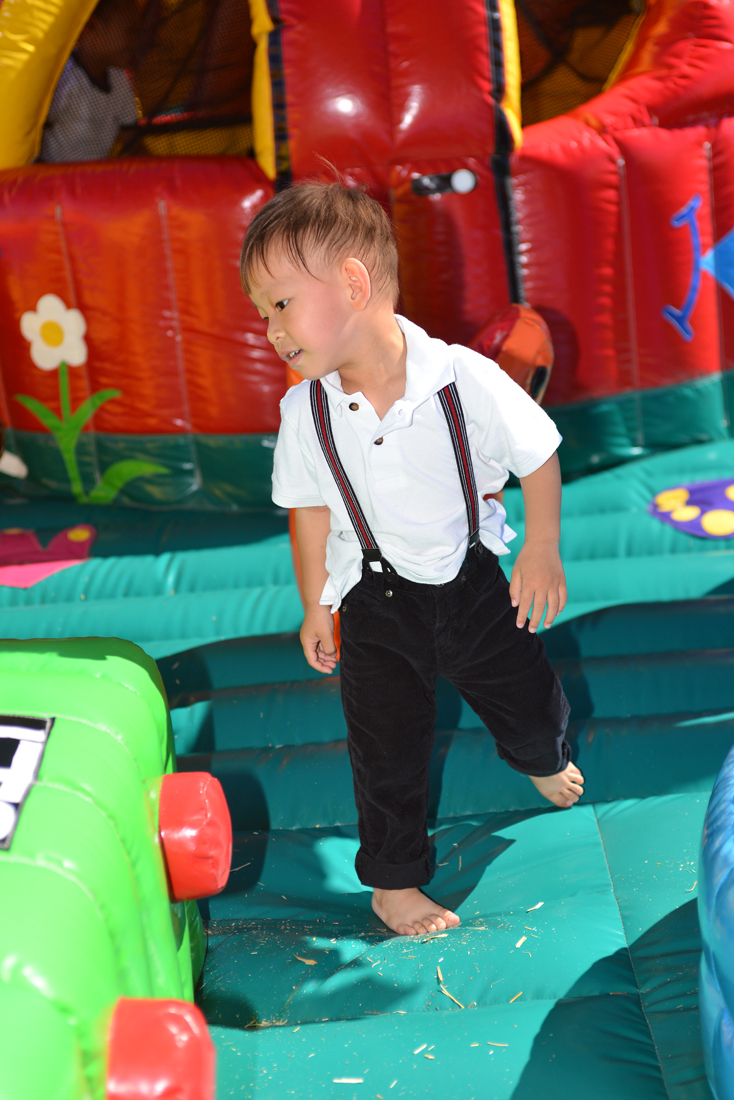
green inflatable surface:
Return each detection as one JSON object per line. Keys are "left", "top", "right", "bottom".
{"left": 1, "top": 440, "right": 733, "bottom": 664}
{"left": 1, "top": 439, "right": 733, "bottom": 1098}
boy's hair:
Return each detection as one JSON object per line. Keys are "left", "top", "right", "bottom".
{"left": 240, "top": 181, "right": 399, "bottom": 305}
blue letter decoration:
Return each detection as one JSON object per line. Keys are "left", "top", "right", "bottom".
{"left": 662, "top": 194, "right": 702, "bottom": 342}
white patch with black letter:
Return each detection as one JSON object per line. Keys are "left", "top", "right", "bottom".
{"left": 0, "top": 716, "right": 54, "bottom": 850}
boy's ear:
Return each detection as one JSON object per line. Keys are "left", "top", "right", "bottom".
{"left": 342, "top": 258, "right": 371, "bottom": 312}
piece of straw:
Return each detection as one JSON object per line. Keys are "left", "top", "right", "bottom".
{"left": 509, "top": 991, "right": 523, "bottom": 1003}
{"left": 440, "top": 985, "right": 465, "bottom": 1009}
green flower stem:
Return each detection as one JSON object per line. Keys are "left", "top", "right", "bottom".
{"left": 56, "top": 360, "right": 86, "bottom": 502}
{"left": 58, "top": 361, "right": 71, "bottom": 420}
{"left": 15, "top": 365, "right": 168, "bottom": 504}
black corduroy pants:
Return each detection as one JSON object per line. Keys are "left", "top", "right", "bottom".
{"left": 338, "top": 541, "right": 571, "bottom": 890}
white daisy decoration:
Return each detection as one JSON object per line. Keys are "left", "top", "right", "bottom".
{"left": 20, "top": 294, "right": 87, "bottom": 370}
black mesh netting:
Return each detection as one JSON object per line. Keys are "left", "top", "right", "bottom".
{"left": 517, "top": 0, "right": 641, "bottom": 127}
{"left": 120, "top": 0, "right": 254, "bottom": 156}
{"left": 41, "top": 0, "right": 254, "bottom": 162}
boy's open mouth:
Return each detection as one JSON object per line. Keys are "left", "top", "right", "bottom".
{"left": 283, "top": 349, "right": 303, "bottom": 365}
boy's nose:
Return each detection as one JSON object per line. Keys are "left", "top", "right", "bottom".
{"left": 266, "top": 317, "right": 283, "bottom": 344}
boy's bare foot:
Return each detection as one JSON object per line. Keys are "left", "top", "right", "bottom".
{"left": 372, "top": 887, "right": 461, "bottom": 937}
{"left": 529, "top": 762, "right": 584, "bottom": 808}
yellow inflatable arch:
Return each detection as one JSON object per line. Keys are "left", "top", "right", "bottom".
{"left": 0, "top": 0, "right": 101, "bottom": 167}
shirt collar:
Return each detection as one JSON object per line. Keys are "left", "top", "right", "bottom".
{"left": 319, "top": 315, "right": 456, "bottom": 421}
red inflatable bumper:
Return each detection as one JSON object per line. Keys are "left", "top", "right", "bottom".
{"left": 106, "top": 997, "right": 215, "bottom": 1100}
{"left": 158, "top": 772, "right": 232, "bottom": 902}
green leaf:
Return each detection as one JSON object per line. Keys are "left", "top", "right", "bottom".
{"left": 66, "top": 389, "right": 122, "bottom": 436}
{"left": 86, "top": 460, "right": 170, "bottom": 505}
{"left": 13, "top": 395, "right": 63, "bottom": 434}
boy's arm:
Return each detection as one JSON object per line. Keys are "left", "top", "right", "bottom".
{"left": 295, "top": 505, "right": 338, "bottom": 674}
{"left": 510, "top": 452, "right": 567, "bottom": 633}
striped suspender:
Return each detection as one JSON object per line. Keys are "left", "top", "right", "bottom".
{"left": 310, "top": 379, "right": 480, "bottom": 565}
{"left": 310, "top": 379, "right": 382, "bottom": 564}
{"left": 436, "top": 382, "right": 481, "bottom": 549}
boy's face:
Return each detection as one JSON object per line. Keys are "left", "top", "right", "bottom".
{"left": 248, "top": 249, "right": 361, "bottom": 380}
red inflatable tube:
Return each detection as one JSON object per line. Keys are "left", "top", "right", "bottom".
{"left": 158, "top": 772, "right": 232, "bottom": 902}
{"left": 0, "top": 158, "right": 280, "bottom": 436}
{"left": 106, "top": 997, "right": 215, "bottom": 1100}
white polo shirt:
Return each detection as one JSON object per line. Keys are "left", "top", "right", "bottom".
{"left": 272, "top": 315, "right": 562, "bottom": 610}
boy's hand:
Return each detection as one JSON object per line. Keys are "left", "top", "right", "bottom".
{"left": 300, "top": 603, "right": 338, "bottom": 674}
{"left": 509, "top": 540, "right": 567, "bottom": 632}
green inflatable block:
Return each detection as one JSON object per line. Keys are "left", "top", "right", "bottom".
{"left": 0, "top": 984, "right": 86, "bottom": 1100}
{"left": 0, "top": 862, "right": 119, "bottom": 1097}
{"left": 0, "top": 639, "right": 207, "bottom": 1098}
{"left": 36, "top": 717, "right": 183, "bottom": 997}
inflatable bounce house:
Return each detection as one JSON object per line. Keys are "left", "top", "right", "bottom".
{"left": 1, "top": 0, "right": 734, "bottom": 1096}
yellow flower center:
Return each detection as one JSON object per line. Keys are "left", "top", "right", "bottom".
{"left": 654, "top": 487, "right": 689, "bottom": 512}
{"left": 39, "top": 320, "right": 64, "bottom": 347}
{"left": 701, "top": 509, "right": 734, "bottom": 537}
{"left": 67, "top": 526, "right": 92, "bottom": 542}
{"left": 670, "top": 505, "right": 700, "bottom": 522}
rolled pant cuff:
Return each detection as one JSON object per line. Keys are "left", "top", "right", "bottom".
{"left": 498, "top": 737, "right": 571, "bottom": 778}
{"left": 356, "top": 850, "right": 432, "bottom": 889}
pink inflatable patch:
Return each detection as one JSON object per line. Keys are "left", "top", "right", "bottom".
{"left": 0, "top": 525, "right": 96, "bottom": 588}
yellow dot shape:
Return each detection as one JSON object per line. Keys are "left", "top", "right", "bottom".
{"left": 39, "top": 319, "right": 64, "bottom": 347}
{"left": 700, "top": 509, "right": 734, "bottom": 537}
{"left": 67, "top": 526, "right": 92, "bottom": 542}
{"left": 670, "top": 505, "right": 700, "bottom": 522}
{"left": 3, "top": 527, "right": 25, "bottom": 535}
{"left": 654, "top": 487, "right": 689, "bottom": 512}
{"left": 726, "top": 484, "right": 734, "bottom": 502}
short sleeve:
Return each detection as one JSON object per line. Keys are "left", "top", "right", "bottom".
{"left": 457, "top": 350, "right": 562, "bottom": 478}
{"left": 271, "top": 402, "right": 327, "bottom": 509}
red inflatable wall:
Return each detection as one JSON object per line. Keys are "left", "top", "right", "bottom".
{"left": 272, "top": 0, "right": 522, "bottom": 347}
{"left": 1, "top": 0, "right": 734, "bottom": 497}
{"left": 0, "top": 159, "right": 280, "bottom": 436}
{"left": 514, "top": 0, "right": 734, "bottom": 411}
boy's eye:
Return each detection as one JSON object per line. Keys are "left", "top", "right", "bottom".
{"left": 275, "top": 299, "right": 289, "bottom": 311}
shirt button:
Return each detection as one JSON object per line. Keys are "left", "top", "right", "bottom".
{"left": 374, "top": 437, "right": 384, "bottom": 445}
{"left": 349, "top": 402, "right": 359, "bottom": 411}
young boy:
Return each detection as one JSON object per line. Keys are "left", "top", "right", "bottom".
{"left": 241, "top": 181, "right": 584, "bottom": 938}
